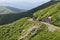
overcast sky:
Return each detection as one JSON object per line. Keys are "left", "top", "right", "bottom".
{"left": 0, "top": 0, "right": 50, "bottom": 9}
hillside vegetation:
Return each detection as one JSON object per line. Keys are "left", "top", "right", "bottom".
{"left": 33, "top": 2, "right": 60, "bottom": 26}
{"left": 0, "top": 17, "right": 36, "bottom": 40}
{"left": 0, "top": 0, "right": 60, "bottom": 40}
{"left": 0, "top": 17, "right": 60, "bottom": 40}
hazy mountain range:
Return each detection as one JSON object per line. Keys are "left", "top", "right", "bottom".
{"left": 0, "top": 0, "right": 50, "bottom": 9}
{"left": 0, "top": 6, "right": 26, "bottom": 14}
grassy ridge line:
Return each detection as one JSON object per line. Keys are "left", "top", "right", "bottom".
{"left": 33, "top": 2, "right": 60, "bottom": 20}
{"left": 33, "top": 2, "right": 60, "bottom": 26}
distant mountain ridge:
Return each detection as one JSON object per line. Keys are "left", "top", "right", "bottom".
{"left": 5, "top": 6, "right": 26, "bottom": 13}
{"left": 0, "top": 6, "right": 26, "bottom": 14}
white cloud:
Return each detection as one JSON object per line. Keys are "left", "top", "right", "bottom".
{"left": 0, "top": 0, "right": 50, "bottom": 9}
{"left": 0, "top": 0, "right": 50, "bottom": 3}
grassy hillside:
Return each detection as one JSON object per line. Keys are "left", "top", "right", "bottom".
{"left": 0, "top": 17, "right": 36, "bottom": 40}
{"left": 33, "top": 2, "right": 60, "bottom": 26}
{"left": 0, "top": 17, "right": 60, "bottom": 40}
{"left": 51, "top": 11, "right": 60, "bottom": 26}
{"left": 26, "top": 25, "right": 60, "bottom": 40}
{"left": 27, "top": 31, "right": 60, "bottom": 40}
{"left": 0, "top": 0, "right": 60, "bottom": 40}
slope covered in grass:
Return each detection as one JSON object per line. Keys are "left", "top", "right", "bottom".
{"left": 33, "top": 2, "right": 60, "bottom": 26}
{"left": 1, "top": 17, "right": 60, "bottom": 40}
{"left": 0, "top": 17, "right": 36, "bottom": 40}
{"left": 51, "top": 11, "right": 60, "bottom": 26}
{"left": 29, "top": 31, "right": 60, "bottom": 40}
{"left": 22, "top": 23, "right": 60, "bottom": 40}
{"left": 0, "top": 0, "right": 60, "bottom": 40}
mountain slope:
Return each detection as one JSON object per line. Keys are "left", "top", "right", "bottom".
{"left": 0, "top": 17, "right": 38, "bottom": 40}
{"left": 33, "top": 1, "right": 60, "bottom": 26}
{"left": 0, "top": 0, "right": 60, "bottom": 40}
{"left": 0, "top": 17, "right": 60, "bottom": 40}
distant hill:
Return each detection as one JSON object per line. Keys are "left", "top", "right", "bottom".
{"left": 0, "top": 6, "right": 27, "bottom": 25}
{"left": 0, "top": 6, "right": 26, "bottom": 14}
{"left": 5, "top": 6, "right": 26, "bottom": 13}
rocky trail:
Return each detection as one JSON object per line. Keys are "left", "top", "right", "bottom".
{"left": 41, "top": 22, "right": 60, "bottom": 32}
{"left": 18, "top": 20, "right": 41, "bottom": 40}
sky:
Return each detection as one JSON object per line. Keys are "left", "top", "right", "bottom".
{"left": 0, "top": 0, "right": 50, "bottom": 9}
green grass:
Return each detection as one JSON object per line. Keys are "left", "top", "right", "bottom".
{"left": 33, "top": 2, "right": 60, "bottom": 27}
{"left": 0, "top": 17, "right": 36, "bottom": 40}
{"left": 25, "top": 24, "right": 60, "bottom": 40}
{"left": 51, "top": 11, "right": 60, "bottom": 26}
{"left": 33, "top": 2, "right": 60, "bottom": 21}
{"left": 31, "top": 32, "right": 60, "bottom": 40}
